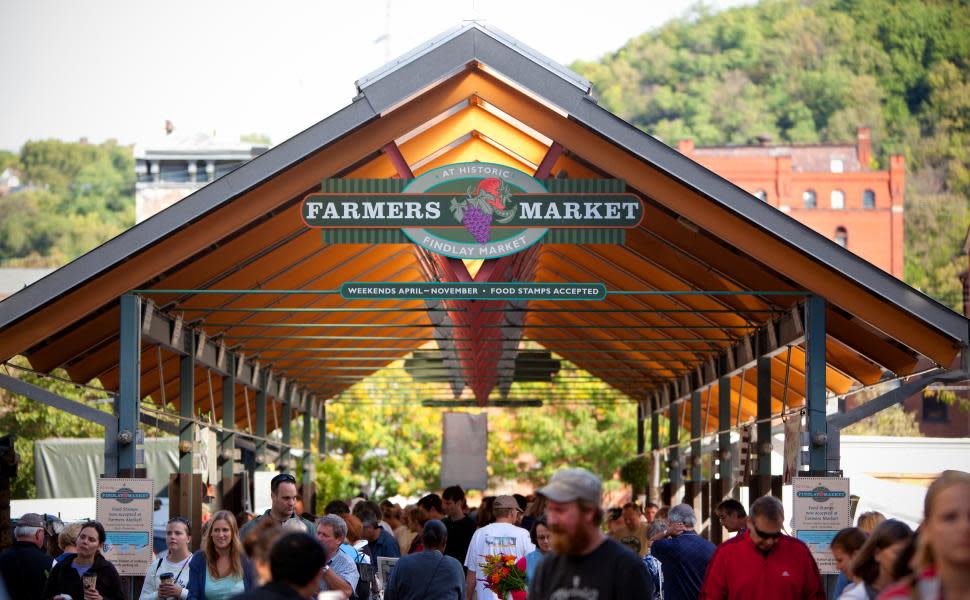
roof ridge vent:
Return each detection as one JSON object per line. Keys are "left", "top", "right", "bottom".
{"left": 355, "top": 22, "right": 590, "bottom": 95}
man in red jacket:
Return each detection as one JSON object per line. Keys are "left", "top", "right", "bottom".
{"left": 699, "top": 495, "right": 824, "bottom": 600}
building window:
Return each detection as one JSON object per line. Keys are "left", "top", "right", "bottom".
{"left": 922, "top": 394, "right": 949, "bottom": 423}
{"left": 834, "top": 226, "right": 848, "bottom": 248}
{"left": 754, "top": 189, "right": 767, "bottom": 201}
{"left": 831, "top": 189, "right": 845, "bottom": 210}
{"left": 830, "top": 158, "right": 844, "bottom": 173}
{"left": 863, "top": 189, "right": 875, "bottom": 209}
{"left": 803, "top": 189, "right": 817, "bottom": 209}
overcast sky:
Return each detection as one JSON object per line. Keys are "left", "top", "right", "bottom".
{"left": 0, "top": 0, "right": 749, "bottom": 152}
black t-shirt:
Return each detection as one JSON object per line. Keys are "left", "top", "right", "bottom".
{"left": 529, "top": 537, "right": 654, "bottom": 600}
{"left": 442, "top": 515, "right": 476, "bottom": 565}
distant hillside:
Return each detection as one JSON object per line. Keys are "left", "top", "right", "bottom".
{"left": 573, "top": 0, "right": 970, "bottom": 310}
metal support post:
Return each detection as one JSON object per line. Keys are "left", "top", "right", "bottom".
{"left": 281, "top": 388, "right": 292, "bottom": 473}
{"left": 117, "top": 294, "right": 141, "bottom": 476}
{"left": 255, "top": 387, "right": 267, "bottom": 471}
{"left": 805, "top": 295, "right": 827, "bottom": 472}
{"left": 756, "top": 356, "right": 773, "bottom": 477}
{"left": 669, "top": 406, "right": 682, "bottom": 494}
{"left": 636, "top": 403, "right": 645, "bottom": 455}
{"left": 690, "top": 391, "right": 702, "bottom": 482}
{"left": 649, "top": 409, "right": 659, "bottom": 503}
{"left": 318, "top": 402, "right": 327, "bottom": 457}
{"left": 221, "top": 355, "right": 236, "bottom": 483}
{"left": 718, "top": 376, "right": 732, "bottom": 488}
{"left": 179, "top": 335, "right": 195, "bottom": 475}
{"left": 302, "top": 399, "right": 313, "bottom": 489}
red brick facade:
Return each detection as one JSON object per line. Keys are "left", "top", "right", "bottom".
{"left": 677, "top": 128, "right": 905, "bottom": 278}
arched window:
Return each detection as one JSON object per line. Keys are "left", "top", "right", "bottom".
{"left": 863, "top": 189, "right": 875, "bottom": 209}
{"left": 835, "top": 226, "right": 848, "bottom": 248}
{"left": 803, "top": 189, "right": 817, "bottom": 209}
{"left": 754, "top": 189, "right": 767, "bottom": 202}
{"left": 831, "top": 189, "right": 845, "bottom": 210}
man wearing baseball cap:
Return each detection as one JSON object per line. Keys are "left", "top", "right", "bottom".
{"left": 0, "top": 513, "right": 55, "bottom": 600}
{"left": 464, "top": 494, "right": 535, "bottom": 600}
{"left": 529, "top": 468, "right": 654, "bottom": 600}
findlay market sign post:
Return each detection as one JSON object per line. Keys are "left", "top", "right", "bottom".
{"left": 301, "top": 162, "right": 644, "bottom": 260}
{"left": 792, "top": 476, "right": 850, "bottom": 574}
{"left": 96, "top": 477, "right": 154, "bottom": 576}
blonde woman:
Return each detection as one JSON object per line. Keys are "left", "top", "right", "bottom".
{"left": 186, "top": 510, "right": 255, "bottom": 600}
{"left": 879, "top": 470, "right": 970, "bottom": 599}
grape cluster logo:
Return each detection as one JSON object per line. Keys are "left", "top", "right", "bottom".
{"left": 402, "top": 163, "right": 548, "bottom": 258}
{"left": 449, "top": 178, "right": 518, "bottom": 243}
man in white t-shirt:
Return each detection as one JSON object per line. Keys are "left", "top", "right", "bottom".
{"left": 465, "top": 495, "right": 535, "bottom": 600}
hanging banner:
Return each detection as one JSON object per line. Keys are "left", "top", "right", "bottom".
{"left": 96, "top": 478, "right": 154, "bottom": 576}
{"left": 792, "top": 476, "right": 850, "bottom": 574}
{"left": 301, "top": 163, "right": 644, "bottom": 258}
{"left": 783, "top": 417, "right": 801, "bottom": 484}
{"left": 440, "top": 412, "right": 488, "bottom": 490}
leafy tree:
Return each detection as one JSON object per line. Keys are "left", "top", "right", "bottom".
{"left": 0, "top": 139, "right": 134, "bottom": 267}
{"left": 573, "top": 0, "right": 970, "bottom": 310}
{"left": 0, "top": 358, "right": 108, "bottom": 498}
{"left": 314, "top": 361, "right": 638, "bottom": 503}
{"left": 843, "top": 404, "right": 922, "bottom": 437}
{"left": 240, "top": 133, "right": 271, "bottom": 146}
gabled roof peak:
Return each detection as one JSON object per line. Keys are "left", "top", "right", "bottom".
{"left": 355, "top": 22, "right": 591, "bottom": 97}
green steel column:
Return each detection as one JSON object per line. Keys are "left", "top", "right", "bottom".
{"left": 636, "top": 403, "right": 645, "bottom": 455}
{"left": 179, "top": 334, "right": 195, "bottom": 474}
{"left": 117, "top": 294, "right": 142, "bottom": 476}
{"left": 302, "top": 395, "right": 313, "bottom": 487}
{"left": 691, "top": 391, "right": 702, "bottom": 482}
{"left": 718, "top": 376, "right": 732, "bottom": 487}
{"left": 281, "top": 387, "right": 292, "bottom": 474}
{"left": 255, "top": 386, "right": 267, "bottom": 471}
{"left": 757, "top": 355, "right": 773, "bottom": 476}
{"left": 669, "top": 405, "right": 682, "bottom": 491}
{"left": 221, "top": 355, "right": 235, "bottom": 482}
{"left": 805, "top": 295, "right": 828, "bottom": 472}
{"left": 318, "top": 402, "right": 327, "bottom": 457}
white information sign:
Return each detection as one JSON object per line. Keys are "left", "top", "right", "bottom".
{"left": 96, "top": 477, "right": 154, "bottom": 576}
{"left": 792, "top": 476, "right": 850, "bottom": 574}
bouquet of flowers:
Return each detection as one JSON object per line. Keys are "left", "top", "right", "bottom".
{"left": 479, "top": 553, "right": 527, "bottom": 598}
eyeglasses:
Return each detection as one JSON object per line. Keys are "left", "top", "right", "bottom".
{"left": 752, "top": 525, "right": 782, "bottom": 540}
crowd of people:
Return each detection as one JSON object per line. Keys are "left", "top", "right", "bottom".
{"left": 0, "top": 468, "right": 967, "bottom": 599}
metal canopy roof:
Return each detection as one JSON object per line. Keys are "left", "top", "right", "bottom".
{"left": 0, "top": 24, "right": 967, "bottom": 435}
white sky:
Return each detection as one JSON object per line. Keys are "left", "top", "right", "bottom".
{"left": 0, "top": 0, "right": 749, "bottom": 152}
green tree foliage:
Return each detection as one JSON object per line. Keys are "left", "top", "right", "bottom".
{"left": 315, "top": 362, "right": 635, "bottom": 502}
{"left": 843, "top": 403, "right": 922, "bottom": 437}
{"left": 0, "top": 139, "right": 134, "bottom": 267}
{"left": 573, "top": 0, "right": 970, "bottom": 309}
{"left": 0, "top": 359, "right": 109, "bottom": 498}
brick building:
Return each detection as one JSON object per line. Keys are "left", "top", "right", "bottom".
{"left": 677, "top": 128, "right": 905, "bottom": 279}
{"left": 681, "top": 130, "right": 970, "bottom": 438}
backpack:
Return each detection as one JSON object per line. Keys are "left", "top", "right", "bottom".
{"left": 350, "top": 546, "right": 375, "bottom": 600}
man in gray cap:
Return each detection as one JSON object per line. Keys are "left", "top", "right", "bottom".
{"left": 464, "top": 494, "right": 534, "bottom": 600}
{"left": 529, "top": 468, "right": 654, "bottom": 600}
{"left": 0, "top": 513, "right": 56, "bottom": 600}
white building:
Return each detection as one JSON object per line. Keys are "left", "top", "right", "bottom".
{"left": 134, "top": 132, "right": 267, "bottom": 222}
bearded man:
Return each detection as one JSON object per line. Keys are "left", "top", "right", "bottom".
{"left": 528, "top": 468, "right": 655, "bottom": 600}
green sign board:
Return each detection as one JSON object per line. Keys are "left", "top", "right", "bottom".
{"left": 340, "top": 282, "right": 607, "bottom": 300}
{"left": 301, "top": 163, "right": 643, "bottom": 258}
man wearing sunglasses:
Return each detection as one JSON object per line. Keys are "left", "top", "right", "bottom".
{"left": 699, "top": 495, "right": 824, "bottom": 599}
{"left": 240, "top": 473, "right": 315, "bottom": 540}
